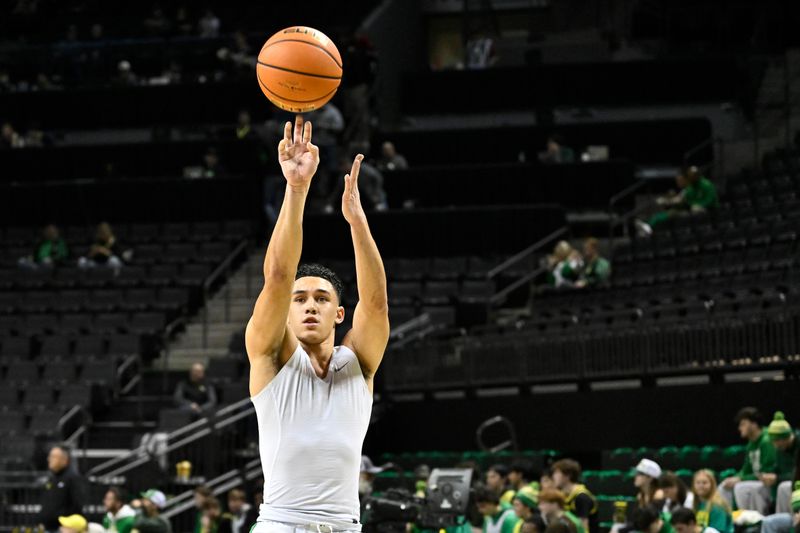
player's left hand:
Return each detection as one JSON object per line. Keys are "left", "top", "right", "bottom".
{"left": 342, "top": 154, "right": 366, "bottom": 225}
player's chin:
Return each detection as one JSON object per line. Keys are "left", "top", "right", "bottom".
{"left": 294, "top": 328, "right": 333, "bottom": 345}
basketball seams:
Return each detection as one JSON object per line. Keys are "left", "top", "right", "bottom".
{"left": 259, "top": 38, "right": 343, "bottom": 69}
{"left": 256, "top": 61, "right": 341, "bottom": 81}
{"left": 256, "top": 73, "right": 338, "bottom": 105}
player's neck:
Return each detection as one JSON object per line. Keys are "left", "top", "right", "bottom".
{"left": 301, "top": 338, "right": 336, "bottom": 377}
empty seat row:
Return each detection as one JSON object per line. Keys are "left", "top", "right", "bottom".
{"left": 0, "top": 334, "right": 140, "bottom": 359}
{"left": 0, "top": 287, "right": 190, "bottom": 315}
{"left": 0, "top": 311, "right": 167, "bottom": 336}
{"left": 0, "top": 408, "right": 81, "bottom": 437}
{"left": 0, "top": 359, "right": 117, "bottom": 385}
{"left": 0, "top": 382, "right": 93, "bottom": 408}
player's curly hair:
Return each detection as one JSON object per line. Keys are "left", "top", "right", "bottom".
{"left": 295, "top": 263, "right": 344, "bottom": 303}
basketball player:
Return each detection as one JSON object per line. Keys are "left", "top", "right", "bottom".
{"left": 246, "top": 116, "right": 390, "bottom": 533}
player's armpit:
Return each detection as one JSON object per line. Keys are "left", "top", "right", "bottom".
{"left": 245, "top": 290, "right": 298, "bottom": 396}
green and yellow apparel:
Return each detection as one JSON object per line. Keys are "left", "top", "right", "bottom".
{"left": 484, "top": 502, "right": 521, "bottom": 533}
{"left": 103, "top": 504, "right": 136, "bottom": 533}
{"left": 767, "top": 412, "right": 800, "bottom": 485}
{"left": 653, "top": 512, "right": 675, "bottom": 533}
{"left": 500, "top": 489, "right": 517, "bottom": 506}
{"left": 564, "top": 484, "right": 598, "bottom": 533}
{"left": 683, "top": 177, "right": 719, "bottom": 210}
{"left": 583, "top": 256, "right": 611, "bottom": 286}
{"left": 512, "top": 486, "right": 540, "bottom": 533}
{"left": 737, "top": 429, "right": 777, "bottom": 480}
{"left": 35, "top": 238, "right": 68, "bottom": 263}
{"left": 412, "top": 516, "right": 473, "bottom": 533}
{"left": 563, "top": 511, "right": 586, "bottom": 533}
{"left": 694, "top": 500, "right": 733, "bottom": 533}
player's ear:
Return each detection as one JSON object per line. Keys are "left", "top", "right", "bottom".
{"left": 335, "top": 306, "right": 345, "bottom": 325}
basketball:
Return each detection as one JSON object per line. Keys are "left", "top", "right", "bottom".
{"left": 256, "top": 26, "right": 343, "bottom": 113}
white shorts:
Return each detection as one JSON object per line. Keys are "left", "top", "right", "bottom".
{"left": 251, "top": 520, "right": 360, "bottom": 533}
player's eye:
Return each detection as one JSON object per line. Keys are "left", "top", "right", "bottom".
{"left": 317, "top": 297, "right": 328, "bottom": 302}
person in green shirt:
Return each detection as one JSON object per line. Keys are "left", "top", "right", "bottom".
{"left": 18, "top": 224, "right": 69, "bottom": 269}
{"left": 477, "top": 487, "right": 522, "bottom": 533}
{"left": 487, "top": 464, "right": 517, "bottom": 506}
{"left": 631, "top": 505, "right": 674, "bottom": 533}
{"left": 538, "top": 488, "right": 584, "bottom": 533}
{"left": 637, "top": 167, "right": 718, "bottom": 235}
{"left": 103, "top": 488, "right": 136, "bottom": 533}
{"left": 512, "top": 485, "right": 543, "bottom": 533}
{"left": 131, "top": 489, "right": 172, "bottom": 533}
{"left": 768, "top": 411, "right": 800, "bottom": 514}
{"left": 575, "top": 238, "right": 610, "bottom": 288}
{"left": 670, "top": 508, "right": 720, "bottom": 533}
{"left": 691, "top": 470, "right": 732, "bottom": 533}
{"left": 720, "top": 407, "right": 777, "bottom": 514}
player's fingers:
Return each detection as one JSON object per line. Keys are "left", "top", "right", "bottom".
{"left": 293, "top": 115, "right": 303, "bottom": 144}
{"left": 283, "top": 121, "right": 292, "bottom": 143}
{"left": 350, "top": 154, "right": 364, "bottom": 185}
{"left": 303, "top": 121, "right": 312, "bottom": 144}
{"left": 278, "top": 138, "right": 288, "bottom": 156}
{"left": 306, "top": 141, "right": 319, "bottom": 159}
{"left": 343, "top": 174, "right": 351, "bottom": 195}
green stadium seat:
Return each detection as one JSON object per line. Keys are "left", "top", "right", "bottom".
{"left": 604, "top": 447, "right": 635, "bottom": 470}
{"left": 657, "top": 446, "right": 681, "bottom": 470}
{"left": 679, "top": 445, "right": 703, "bottom": 471}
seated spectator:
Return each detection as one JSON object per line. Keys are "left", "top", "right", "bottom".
{"left": 512, "top": 485, "right": 541, "bottom": 523}
{"left": 173, "top": 363, "right": 218, "bottom": 415}
{"left": 78, "top": 222, "right": 125, "bottom": 270}
{"left": 720, "top": 407, "right": 776, "bottom": 514}
{"left": 631, "top": 504, "right": 674, "bottom": 533}
{"left": 201, "top": 147, "right": 229, "bottom": 178}
{"left": 130, "top": 489, "right": 171, "bottom": 533}
{"left": 1, "top": 121, "right": 24, "bottom": 149}
{"left": 690, "top": 470, "right": 732, "bottom": 533}
{"left": 359, "top": 455, "right": 386, "bottom": 500}
{"left": 551, "top": 459, "right": 597, "bottom": 533}
{"left": 192, "top": 485, "right": 212, "bottom": 533}
{"left": 19, "top": 224, "right": 69, "bottom": 269}
{"left": 538, "top": 488, "right": 583, "bottom": 533}
{"left": 487, "top": 464, "right": 516, "bottom": 505}
{"left": 545, "top": 241, "right": 583, "bottom": 289}
{"left": 475, "top": 486, "right": 520, "bottom": 533}
{"left": 634, "top": 459, "right": 662, "bottom": 509}
{"left": 235, "top": 110, "right": 254, "bottom": 140}
{"left": 58, "top": 514, "right": 88, "bottom": 533}
{"left": 760, "top": 481, "right": 800, "bottom": 533}
{"left": 767, "top": 411, "right": 799, "bottom": 514}
{"left": 103, "top": 487, "right": 136, "bottom": 533}
{"left": 670, "top": 508, "right": 715, "bottom": 533}
{"left": 378, "top": 142, "right": 409, "bottom": 171}
{"left": 656, "top": 472, "right": 694, "bottom": 513}
{"left": 326, "top": 155, "right": 388, "bottom": 212}
{"left": 636, "top": 167, "right": 718, "bottom": 236}
{"left": 217, "top": 489, "right": 250, "bottom": 533}
{"left": 539, "top": 135, "right": 575, "bottom": 164}
{"left": 575, "top": 238, "right": 610, "bottom": 288}
{"left": 199, "top": 497, "right": 222, "bottom": 533}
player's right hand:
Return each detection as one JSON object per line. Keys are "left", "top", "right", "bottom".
{"left": 278, "top": 115, "right": 320, "bottom": 190}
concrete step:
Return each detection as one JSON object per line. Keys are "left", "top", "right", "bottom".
{"left": 204, "top": 304, "right": 252, "bottom": 323}
{"left": 171, "top": 332, "right": 237, "bottom": 350}
{"left": 159, "top": 347, "right": 229, "bottom": 368}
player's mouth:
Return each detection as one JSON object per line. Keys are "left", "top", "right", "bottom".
{"left": 303, "top": 317, "right": 319, "bottom": 327}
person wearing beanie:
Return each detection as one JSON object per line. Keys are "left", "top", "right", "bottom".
{"left": 476, "top": 486, "right": 521, "bottom": 533}
{"left": 512, "top": 484, "right": 544, "bottom": 533}
{"left": 538, "top": 488, "right": 585, "bottom": 533}
{"left": 720, "top": 407, "right": 777, "bottom": 514}
{"left": 551, "top": 459, "right": 598, "bottom": 533}
{"left": 768, "top": 411, "right": 800, "bottom": 514}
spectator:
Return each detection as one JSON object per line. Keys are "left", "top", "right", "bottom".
{"left": 58, "top": 515, "right": 88, "bottom": 533}
{"left": 575, "top": 238, "right": 610, "bottom": 288}
{"left": 378, "top": 142, "right": 409, "bottom": 172}
{"left": 510, "top": 460, "right": 541, "bottom": 495}
{"left": 631, "top": 504, "right": 674, "bottom": 533}
{"left": 539, "top": 135, "right": 575, "bottom": 164}
{"left": 199, "top": 497, "right": 222, "bottom": 533}
{"left": 538, "top": 489, "right": 583, "bottom": 533}
{"left": 201, "top": 147, "right": 229, "bottom": 178}
{"left": 634, "top": 459, "right": 662, "bottom": 509}
{"left": 198, "top": 9, "right": 220, "bottom": 38}
{"left": 541, "top": 468, "right": 555, "bottom": 492}
{"left": 636, "top": 167, "right": 718, "bottom": 236}
{"left": 760, "top": 483, "right": 800, "bottom": 533}
{"left": 235, "top": 110, "right": 254, "bottom": 140}
{"left": 521, "top": 515, "right": 547, "bottom": 533}
{"left": 551, "top": 459, "right": 598, "bottom": 533}
{"left": 768, "top": 411, "right": 799, "bottom": 514}
{"left": 690, "top": 470, "right": 732, "bottom": 533}
{"left": 307, "top": 103, "right": 345, "bottom": 199}
{"left": 512, "top": 485, "right": 541, "bottom": 522}
{"left": 545, "top": 523, "right": 573, "bottom": 533}
{"left": 341, "top": 35, "right": 377, "bottom": 152}
{"left": 670, "top": 508, "right": 713, "bottom": 533}
{"left": 19, "top": 224, "right": 69, "bottom": 269}
{"left": 487, "top": 464, "right": 516, "bottom": 505}
{"left": 475, "top": 486, "right": 520, "bottom": 533}
{"left": 144, "top": 7, "right": 171, "bottom": 36}
{"left": 114, "top": 60, "right": 139, "bottom": 86}
{"left": 191, "top": 486, "right": 212, "bottom": 533}
{"left": 217, "top": 489, "right": 250, "bottom": 533}
{"left": 326, "top": 155, "right": 387, "bottom": 212}
{"left": 359, "top": 456, "right": 386, "bottom": 499}
{"left": 174, "top": 363, "right": 217, "bottom": 414}
{"left": 1, "top": 121, "right": 24, "bottom": 149}
{"left": 720, "top": 407, "right": 776, "bottom": 514}
{"left": 131, "top": 489, "right": 171, "bottom": 533}
{"left": 78, "top": 222, "right": 125, "bottom": 270}
{"left": 38, "top": 445, "right": 86, "bottom": 533}
{"left": 103, "top": 487, "right": 136, "bottom": 533}
{"left": 656, "top": 472, "right": 694, "bottom": 513}
{"left": 545, "top": 241, "right": 583, "bottom": 289}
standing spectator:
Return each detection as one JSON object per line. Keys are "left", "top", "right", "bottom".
{"left": 487, "top": 464, "right": 516, "bottom": 505}
{"left": 537, "top": 489, "right": 583, "bottom": 533}
{"left": 199, "top": 497, "right": 222, "bottom": 533}
{"left": 541, "top": 468, "right": 555, "bottom": 492}
{"left": 670, "top": 508, "right": 714, "bottom": 533}
{"left": 191, "top": 486, "right": 212, "bottom": 533}
{"left": 634, "top": 459, "right": 662, "bottom": 509}
{"left": 58, "top": 515, "right": 88, "bottom": 533}
{"left": 510, "top": 460, "right": 541, "bottom": 496}
{"left": 217, "top": 489, "right": 250, "bottom": 533}
{"left": 575, "top": 238, "right": 610, "bottom": 288}
{"left": 198, "top": 9, "right": 220, "bottom": 38}
{"left": 767, "top": 411, "right": 799, "bottom": 513}
{"left": 475, "top": 486, "right": 520, "bottom": 533}
{"left": 131, "top": 489, "right": 171, "bottom": 533}
{"left": 78, "top": 222, "right": 124, "bottom": 270}
{"left": 512, "top": 485, "right": 541, "bottom": 523}
{"left": 38, "top": 445, "right": 86, "bottom": 533}
{"left": 378, "top": 142, "right": 409, "bottom": 172}
{"left": 551, "top": 459, "right": 598, "bottom": 533}
{"left": 657, "top": 472, "right": 694, "bottom": 513}
{"left": 720, "top": 407, "right": 776, "bottom": 514}
{"left": 691, "top": 470, "right": 732, "bottom": 533}
{"left": 103, "top": 487, "right": 136, "bottom": 533}
{"left": 174, "top": 364, "right": 218, "bottom": 415}
{"left": 631, "top": 505, "right": 674, "bottom": 533}
{"left": 19, "top": 224, "right": 69, "bottom": 269}
{"left": 545, "top": 241, "right": 583, "bottom": 289}
{"left": 539, "top": 135, "right": 575, "bottom": 164}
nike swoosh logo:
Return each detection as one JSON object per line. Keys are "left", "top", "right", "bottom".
{"left": 333, "top": 361, "right": 350, "bottom": 373}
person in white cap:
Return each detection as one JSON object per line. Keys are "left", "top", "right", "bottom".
{"left": 634, "top": 459, "right": 662, "bottom": 508}
{"left": 359, "top": 456, "right": 385, "bottom": 499}
{"left": 130, "top": 489, "right": 171, "bottom": 533}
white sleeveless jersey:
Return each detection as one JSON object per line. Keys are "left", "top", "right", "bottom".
{"left": 251, "top": 344, "right": 372, "bottom": 531}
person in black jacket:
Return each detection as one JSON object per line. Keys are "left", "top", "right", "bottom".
{"left": 38, "top": 444, "right": 86, "bottom": 533}
{"left": 174, "top": 363, "right": 217, "bottom": 415}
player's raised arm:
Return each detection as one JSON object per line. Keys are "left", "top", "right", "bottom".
{"left": 340, "top": 155, "right": 390, "bottom": 388}
{"left": 246, "top": 116, "right": 319, "bottom": 396}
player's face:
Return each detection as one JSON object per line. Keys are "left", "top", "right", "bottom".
{"left": 289, "top": 277, "right": 344, "bottom": 344}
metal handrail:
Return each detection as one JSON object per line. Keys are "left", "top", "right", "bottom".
{"left": 487, "top": 226, "right": 569, "bottom": 280}
{"left": 202, "top": 239, "right": 249, "bottom": 348}
{"left": 161, "top": 315, "right": 188, "bottom": 394}
{"left": 388, "top": 313, "right": 431, "bottom": 341}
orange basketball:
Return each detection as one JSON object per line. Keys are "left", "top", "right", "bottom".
{"left": 256, "top": 27, "right": 343, "bottom": 113}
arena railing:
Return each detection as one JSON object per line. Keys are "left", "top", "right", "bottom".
{"left": 202, "top": 239, "right": 250, "bottom": 349}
